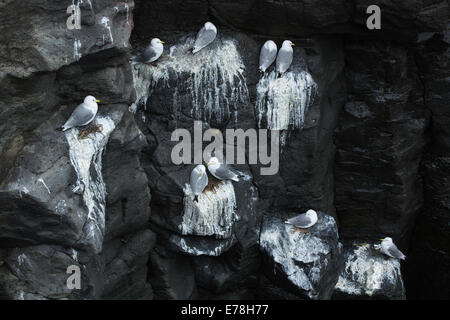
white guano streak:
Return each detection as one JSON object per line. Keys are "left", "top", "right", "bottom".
{"left": 64, "top": 116, "right": 115, "bottom": 241}
{"left": 181, "top": 180, "right": 238, "bottom": 239}
{"left": 131, "top": 38, "right": 249, "bottom": 124}
{"left": 256, "top": 71, "right": 317, "bottom": 130}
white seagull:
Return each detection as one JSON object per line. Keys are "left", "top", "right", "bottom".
{"left": 380, "top": 237, "right": 406, "bottom": 260}
{"left": 206, "top": 157, "right": 239, "bottom": 182}
{"left": 276, "top": 40, "right": 295, "bottom": 75}
{"left": 130, "top": 38, "right": 165, "bottom": 64}
{"left": 190, "top": 164, "right": 208, "bottom": 202}
{"left": 259, "top": 40, "right": 277, "bottom": 72}
{"left": 58, "top": 95, "right": 100, "bottom": 131}
{"left": 285, "top": 209, "right": 318, "bottom": 229}
{"left": 192, "top": 22, "right": 217, "bottom": 54}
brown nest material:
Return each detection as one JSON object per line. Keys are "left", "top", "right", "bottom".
{"left": 290, "top": 227, "right": 309, "bottom": 234}
{"left": 203, "top": 173, "right": 223, "bottom": 194}
{"left": 77, "top": 124, "right": 104, "bottom": 140}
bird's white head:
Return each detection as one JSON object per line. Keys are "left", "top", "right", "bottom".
{"left": 265, "top": 40, "right": 277, "bottom": 50}
{"left": 84, "top": 95, "right": 100, "bottom": 105}
{"left": 381, "top": 237, "right": 393, "bottom": 244}
{"left": 204, "top": 21, "right": 217, "bottom": 31}
{"left": 282, "top": 40, "right": 295, "bottom": 48}
{"left": 306, "top": 209, "right": 317, "bottom": 218}
{"left": 197, "top": 164, "right": 206, "bottom": 176}
{"left": 151, "top": 38, "right": 165, "bottom": 47}
{"left": 207, "top": 157, "right": 219, "bottom": 167}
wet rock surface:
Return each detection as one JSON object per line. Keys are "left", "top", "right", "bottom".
{"left": 0, "top": 0, "right": 449, "bottom": 299}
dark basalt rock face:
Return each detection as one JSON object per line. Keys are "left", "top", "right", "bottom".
{"left": 404, "top": 31, "right": 450, "bottom": 300}
{"left": 334, "top": 39, "right": 430, "bottom": 248}
{"left": 0, "top": 0, "right": 449, "bottom": 299}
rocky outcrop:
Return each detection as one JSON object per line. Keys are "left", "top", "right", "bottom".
{"left": 333, "top": 242, "right": 405, "bottom": 300}
{"left": 130, "top": 25, "right": 346, "bottom": 297}
{"left": 259, "top": 213, "right": 342, "bottom": 299}
{"left": 0, "top": 0, "right": 155, "bottom": 300}
{"left": 0, "top": 0, "right": 133, "bottom": 78}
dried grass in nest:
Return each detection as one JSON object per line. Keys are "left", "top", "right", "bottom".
{"left": 204, "top": 173, "right": 223, "bottom": 194}
{"left": 78, "top": 124, "right": 104, "bottom": 140}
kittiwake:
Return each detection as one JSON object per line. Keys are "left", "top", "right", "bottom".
{"left": 192, "top": 22, "right": 217, "bottom": 54}
{"left": 285, "top": 209, "right": 318, "bottom": 229}
{"left": 130, "top": 38, "right": 165, "bottom": 63}
{"left": 259, "top": 40, "right": 277, "bottom": 72}
{"left": 190, "top": 164, "right": 208, "bottom": 202}
{"left": 206, "top": 157, "right": 239, "bottom": 182}
{"left": 57, "top": 95, "right": 100, "bottom": 131}
{"left": 276, "top": 40, "right": 295, "bottom": 75}
{"left": 380, "top": 237, "right": 406, "bottom": 260}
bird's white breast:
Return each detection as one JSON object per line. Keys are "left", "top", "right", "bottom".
{"left": 280, "top": 44, "right": 293, "bottom": 53}
{"left": 381, "top": 242, "right": 392, "bottom": 256}
{"left": 153, "top": 43, "right": 163, "bottom": 55}
{"left": 85, "top": 102, "right": 98, "bottom": 114}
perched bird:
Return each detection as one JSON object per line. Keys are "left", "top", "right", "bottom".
{"left": 380, "top": 237, "right": 406, "bottom": 260}
{"left": 259, "top": 40, "right": 277, "bottom": 72}
{"left": 192, "top": 21, "right": 217, "bottom": 54}
{"left": 130, "top": 38, "right": 165, "bottom": 64}
{"left": 190, "top": 165, "right": 208, "bottom": 202}
{"left": 57, "top": 95, "right": 100, "bottom": 131}
{"left": 206, "top": 157, "right": 239, "bottom": 182}
{"left": 285, "top": 209, "right": 318, "bottom": 229}
{"left": 276, "top": 40, "right": 295, "bottom": 75}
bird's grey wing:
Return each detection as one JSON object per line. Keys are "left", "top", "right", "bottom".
{"left": 132, "top": 45, "right": 158, "bottom": 63}
{"left": 387, "top": 244, "right": 405, "bottom": 259}
{"left": 214, "top": 164, "right": 237, "bottom": 180}
{"left": 199, "top": 173, "right": 208, "bottom": 191}
{"left": 64, "top": 103, "right": 95, "bottom": 128}
{"left": 276, "top": 49, "right": 293, "bottom": 72}
{"left": 194, "top": 27, "right": 216, "bottom": 50}
{"left": 190, "top": 170, "right": 200, "bottom": 193}
{"left": 259, "top": 46, "right": 277, "bottom": 69}
{"left": 287, "top": 215, "right": 312, "bottom": 228}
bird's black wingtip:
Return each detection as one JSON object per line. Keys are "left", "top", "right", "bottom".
{"left": 55, "top": 126, "right": 64, "bottom": 132}
{"left": 194, "top": 195, "right": 199, "bottom": 202}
